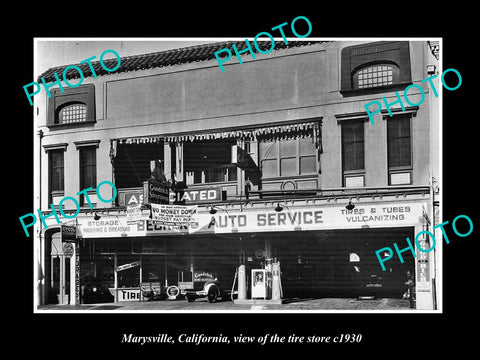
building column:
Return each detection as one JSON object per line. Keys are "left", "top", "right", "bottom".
{"left": 174, "top": 142, "right": 184, "bottom": 183}
{"left": 164, "top": 142, "right": 172, "bottom": 182}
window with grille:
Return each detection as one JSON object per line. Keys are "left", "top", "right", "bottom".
{"left": 47, "top": 84, "right": 95, "bottom": 127}
{"left": 353, "top": 64, "right": 399, "bottom": 89}
{"left": 341, "top": 41, "right": 411, "bottom": 95}
{"left": 58, "top": 103, "right": 87, "bottom": 124}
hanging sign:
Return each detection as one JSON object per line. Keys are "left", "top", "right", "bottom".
{"left": 126, "top": 204, "right": 143, "bottom": 224}
{"left": 144, "top": 179, "right": 170, "bottom": 205}
{"left": 150, "top": 204, "right": 198, "bottom": 225}
{"left": 61, "top": 224, "right": 77, "bottom": 242}
{"left": 63, "top": 242, "right": 74, "bottom": 258}
{"left": 117, "top": 260, "right": 141, "bottom": 272}
{"left": 416, "top": 235, "right": 431, "bottom": 292}
{"left": 232, "top": 145, "right": 261, "bottom": 185}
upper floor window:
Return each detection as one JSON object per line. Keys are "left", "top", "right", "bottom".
{"left": 58, "top": 103, "right": 87, "bottom": 124}
{"left": 184, "top": 139, "right": 237, "bottom": 185}
{"left": 47, "top": 84, "right": 95, "bottom": 127}
{"left": 341, "top": 120, "right": 365, "bottom": 187}
{"left": 79, "top": 146, "right": 97, "bottom": 190}
{"left": 259, "top": 136, "right": 317, "bottom": 178}
{"left": 387, "top": 115, "right": 411, "bottom": 168}
{"left": 113, "top": 143, "right": 165, "bottom": 188}
{"left": 342, "top": 120, "right": 365, "bottom": 171}
{"left": 49, "top": 150, "right": 65, "bottom": 192}
{"left": 43, "top": 143, "right": 68, "bottom": 205}
{"left": 353, "top": 64, "right": 399, "bottom": 89}
{"left": 340, "top": 41, "right": 411, "bottom": 95}
{"left": 387, "top": 114, "right": 412, "bottom": 185}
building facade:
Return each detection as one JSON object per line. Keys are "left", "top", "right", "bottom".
{"left": 34, "top": 39, "right": 441, "bottom": 310}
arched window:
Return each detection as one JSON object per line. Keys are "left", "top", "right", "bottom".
{"left": 57, "top": 103, "right": 87, "bottom": 124}
{"left": 353, "top": 63, "right": 399, "bottom": 89}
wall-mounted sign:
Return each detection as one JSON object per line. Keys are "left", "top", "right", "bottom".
{"left": 74, "top": 202, "right": 428, "bottom": 238}
{"left": 63, "top": 242, "right": 74, "bottom": 258}
{"left": 143, "top": 179, "right": 170, "bottom": 205}
{"left": 416, "top": 235, "right": 431, "bottom": 292}
{"left": 61, "top": 224, "right": 76, "bottom": 242}
{"left": 125, "top": 192, "right": 143, "bottom": 205}
{"left": 172, "top": 187, "right": 223, "bottom": 204}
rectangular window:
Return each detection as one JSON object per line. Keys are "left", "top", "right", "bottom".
{"left": 49, "top": 150, "right": 64, "bottom": 192}
{"left": 387, "top": 115, "right": 411, "bottom": 168}
{"left": 184, "top": 139, "right": 237, "bottom": 184}
{"left": 79, "top": 147, "right": 97, "bottom": 190}
{"left": 342, "top": 121, "right": 365, "bottom": 171}
{"left": 259, "top": 136, "right": 317, "bottom": 178}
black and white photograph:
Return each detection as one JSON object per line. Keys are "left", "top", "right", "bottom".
{"left": 10, "top": 9, "right": 477, "bottom": 355}
{"left": 31, "top": 38, "right": 443, "bottom": 314}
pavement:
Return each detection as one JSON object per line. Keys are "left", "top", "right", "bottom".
{"left": 37, "top": 297, "right": 414, "bottom": 311}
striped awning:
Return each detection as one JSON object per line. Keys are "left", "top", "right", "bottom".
{"left": 117, "top": 121, "right": 321, "bottom": 145}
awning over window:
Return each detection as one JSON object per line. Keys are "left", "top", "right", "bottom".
{"left": 115, "top": 120, "right": 322, "bottom": 150}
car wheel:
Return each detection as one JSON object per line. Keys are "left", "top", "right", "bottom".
{"left": 207, "top": 288, "right": 218, "bottom": 303}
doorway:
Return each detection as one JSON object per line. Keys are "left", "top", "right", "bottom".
{"left": 51, "top": 233, "right": 70, "bottom": 304}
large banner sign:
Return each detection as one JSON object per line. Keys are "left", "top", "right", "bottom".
{"left": 150, "top": 204, "right": 199, "bottom": 225}
{"left": 75, "top": 201, "right": 427, "bottom": 238}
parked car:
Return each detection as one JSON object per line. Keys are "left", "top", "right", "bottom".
{"left": 82, "top": 276, "right": 114, "bottom": 304}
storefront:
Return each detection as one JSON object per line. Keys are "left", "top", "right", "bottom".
{"left": 42, "top": 192, "right": 435, "bottom": 309}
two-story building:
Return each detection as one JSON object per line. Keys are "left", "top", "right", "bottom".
{"left": 34, "top": 39, "right": 441, "bottom": 310}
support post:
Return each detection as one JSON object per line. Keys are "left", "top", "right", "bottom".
{"left": 237, "top": 263, "right": 247, "bottom": 301}
{"left": 113, "top": 253, "right": 118, "bottom": 303}
{"left": 271, "top": 261, "right": 281, "bottom": 301}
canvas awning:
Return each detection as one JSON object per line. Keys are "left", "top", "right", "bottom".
{"left": 114, "top": 119, "right": 322, "bottom": 150}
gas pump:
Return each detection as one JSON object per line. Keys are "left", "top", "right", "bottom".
{"left": 251, "top": 269, "right": 271, "bottom": 299}
{"left": 251, "top": 258, "right": 279, "bottom": 300}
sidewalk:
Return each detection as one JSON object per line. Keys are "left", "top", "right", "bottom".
{"left": 37, "top": 297, "right": 414, "bottom": 311}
